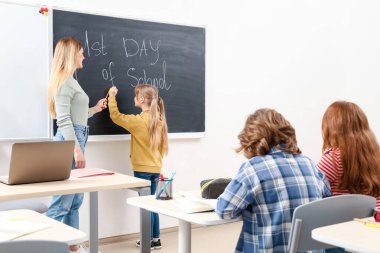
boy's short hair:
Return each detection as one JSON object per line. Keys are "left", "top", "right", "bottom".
{"left": 236, "top": 108, "right": 300, "bottom": 158}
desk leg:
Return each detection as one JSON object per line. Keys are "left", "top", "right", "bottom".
{"left": 89, "top": 191, "right": 98, "bottom": 253}
{"left": 140, "top": 208, "right": 151, "bottom": 253}
{"left": 139, "top": 187, "right": 151, "bottom": 253}
{"left": 179, "top": 220, "right": 191, "bottom": 253}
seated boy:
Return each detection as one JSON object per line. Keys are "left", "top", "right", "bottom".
{"left": 216, "top": 108, "right": 331, "bottom": 252}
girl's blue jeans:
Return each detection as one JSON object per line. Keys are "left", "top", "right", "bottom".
{"left": 46, "top": 124, "right": 89, "bottom": 229}
{"left": 134, "top": 171, "right": 160, "bottom": 239}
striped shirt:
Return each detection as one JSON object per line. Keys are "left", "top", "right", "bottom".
{"left": 216, "top": 148, "right": 331, "bottom": 253}
{"left": 317, "top": 147, "right": 380, "bottom": 209}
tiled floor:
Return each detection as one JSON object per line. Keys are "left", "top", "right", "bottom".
{"left": 99, "top": 221, "right": 242, "bottom": 253}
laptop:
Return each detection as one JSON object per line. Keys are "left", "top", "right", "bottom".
{"left": 0, "top": 141, "right": 74, "bottom": 185}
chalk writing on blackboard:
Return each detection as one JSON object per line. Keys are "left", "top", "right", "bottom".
{"left": 84, "top": 31, "right": 171, "bottom": 90}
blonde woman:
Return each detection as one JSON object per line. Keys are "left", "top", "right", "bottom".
{"left": 107, "top": 84, "right": 168, "bottom": 250}
{"left": 47, "top": 37, "right": 106, "bottom": 253}
{"left": 216, "top": 109, "right": 331, "bottom": 252}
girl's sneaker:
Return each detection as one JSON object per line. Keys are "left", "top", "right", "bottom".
{"left": 152, "top": 239, "right": 162, "bottom": 250}
{"left": 135, "top": 239, "right": 162, "bottom": 250}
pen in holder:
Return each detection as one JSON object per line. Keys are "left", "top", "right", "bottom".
{"left": 156, "top": 178, "right": 173, "bottom": 200}
{"left": 156, "top": 171, "right": 176, "bottom": 200}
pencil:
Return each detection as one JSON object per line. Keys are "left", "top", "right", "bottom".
{"left": 365, "top": 222, "right": 380, "bottom": 228}
{"left": 353, "top": 218, "right": 380, "bottom": 228}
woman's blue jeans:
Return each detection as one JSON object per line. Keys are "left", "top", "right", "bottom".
{"left": 46, "top": 124, "right": 89, "bottom": 229}
{"left": 134, "top": 171, "right": 160, "bottom": 239}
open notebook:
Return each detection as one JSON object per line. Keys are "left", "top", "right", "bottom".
{"left": 175, "top": 191, "right": 217, "bottom": 213}
{"left": 0, "top": 214, "right": 50, "bottom": 242}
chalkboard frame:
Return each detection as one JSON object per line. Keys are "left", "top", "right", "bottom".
{"left": 51, "top": 8, "right": 206, "bottom": 140}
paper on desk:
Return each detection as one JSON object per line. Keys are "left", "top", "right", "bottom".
{"left": 0, "top": 231, "right": 23, "bottom": 242}
{"left": 175, "top": 191, "right": 217, "bottom": 213}
{"left": 71, "top": 168, "right": 115, "bottom": 178}
{"left": 0, "top": 214, "right": 50, "bottom": 242}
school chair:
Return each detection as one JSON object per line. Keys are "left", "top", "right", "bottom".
{"left": 287, "top": 194, "right": 376, "bottom": 253}
{"left": 0, "top": 240, "right": 69, "bottom": 253}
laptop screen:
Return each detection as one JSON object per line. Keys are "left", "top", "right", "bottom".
{"left": 3, "top": 141, "right": 74, "bottom": 185}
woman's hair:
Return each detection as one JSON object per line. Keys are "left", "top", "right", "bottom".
{"left": 236, "top": 108, "right": 300, "bottom": 158}
{"left": 135, "top": 84, "right": 168, "bottom": 155}
{"left": 322, "top": 101, "right": 380, "bottom": 196}
{"left": 48, "top": 37, "right": 83, "bottom": 118}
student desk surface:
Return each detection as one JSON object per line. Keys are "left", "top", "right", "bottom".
{"left": 0, "top": 209, "right": 86, "bottom": 245}
{"left": 127, "top": 192, "right": 241, "bottom": 253}
{"left": 312, "top": 219, "right": 380, "bottom": 253}
{"left": 0, "top": 173, "right": 151, "bottom": 253}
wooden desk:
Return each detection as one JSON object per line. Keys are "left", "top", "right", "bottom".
{"left": 127, "top": 193, "right": 241, "bottom": 253}
{"left": 0, "top": 173, "right": 151, "bottom": 253}
{"left": 312, "top": 219, "right": 380, "bottom": 253}
{"left": 0, "top": 209, "right": 86, "bottom": 244}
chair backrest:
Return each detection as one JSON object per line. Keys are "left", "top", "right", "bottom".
{"left": 0, "top": 240, "right": 69, "bottom": 253}
{"left": 287, "top": 194, "right": 376, "bottom": 253}
{"left": 0, "top": 200, "right": 48, "bottom": 213}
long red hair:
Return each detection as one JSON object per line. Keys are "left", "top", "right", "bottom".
{"left": 322, "top": 101, "right": 380, "bottom": 196}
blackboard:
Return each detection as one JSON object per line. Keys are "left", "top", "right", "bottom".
{"left": 53, "top": 10, "right": 205, "bottom": 136}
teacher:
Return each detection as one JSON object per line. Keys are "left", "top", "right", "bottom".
{"left": 46, "top": 37, "right": 106, "bottom": 253}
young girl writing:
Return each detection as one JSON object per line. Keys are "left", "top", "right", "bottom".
{"left": 317, "top": 101, "right": 380, "bottom": 222}
{"left": 107, "top": 84, "right": 168, "bottom": 250}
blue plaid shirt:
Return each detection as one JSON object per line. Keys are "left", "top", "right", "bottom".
{"left": 216, "top": 148, "right": 331, "bottom": 253}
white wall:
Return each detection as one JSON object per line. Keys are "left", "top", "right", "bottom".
{"left": 1, "top": 0, "right": 380, "bottom": 239}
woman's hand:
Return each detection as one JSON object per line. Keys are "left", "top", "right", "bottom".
{"left": 93, "top": 98, "right": 107, "bottom": 113}
{"left": 108, "top": 86, "right": 118, "bottom": 97}
{"left": 74, "top": 147, "right": 86, "bottom": 168}
{"left": 89, "top": 98, "right": 107, "bottom": 116}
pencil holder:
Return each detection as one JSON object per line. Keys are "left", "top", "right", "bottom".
{"left": 155, "top": 178, "right": 173, "bottom": 200}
